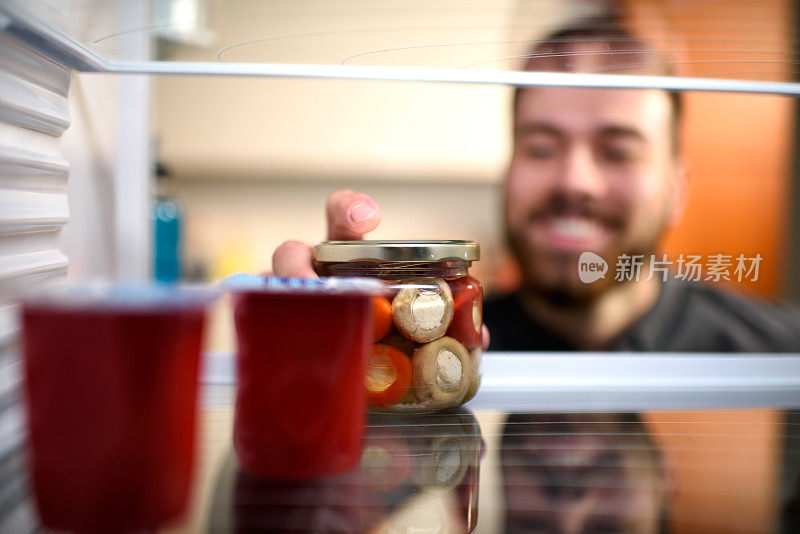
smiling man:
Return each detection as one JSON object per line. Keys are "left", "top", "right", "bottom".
{"left": 489, "top": 21, "right": 687, "bottom": 350}
{"left": 272, "top": 18, "right": 800, "bottom": 352}
{"left": 481, "top": 19, "right": 800, "bottom": 352}
{"left": 502, "top": 86, "right": 683, "bottom": 349}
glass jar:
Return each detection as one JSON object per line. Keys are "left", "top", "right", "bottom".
{"left": 362, "top": 409, "right": 482, "bottom": 532}
{"left": 314, "top": 240, "right": 483, "bottom": 413}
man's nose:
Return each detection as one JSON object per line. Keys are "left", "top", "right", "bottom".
{"left": 557, "top": 144, "right": 607, "bottom": 199}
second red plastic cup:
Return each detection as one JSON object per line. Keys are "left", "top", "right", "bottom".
{"left": 230, "top": 276, "right": 383, "bottom": 480}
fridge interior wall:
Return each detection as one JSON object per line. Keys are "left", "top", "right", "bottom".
{"left": 0, "top": 34, "right": 70, "bottom": 533}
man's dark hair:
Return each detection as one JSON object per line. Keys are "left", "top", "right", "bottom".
{"left": 514, "top": 16, "right": 684, "bottom": 157}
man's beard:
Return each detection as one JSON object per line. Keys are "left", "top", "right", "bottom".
{"left": 505, "top": 219, "right": 666, "bottom": 310}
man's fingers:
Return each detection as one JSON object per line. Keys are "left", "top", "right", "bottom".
{"left": 272, "top": 240, "right": 318, "bottom": 278}
{"left": 326, "top": 189, "right": 381, "bottom": 240}
{"left": 271, "top": 191, "right": 380, "bottom": 279}
{"left": 482, "top": 325, "right": 490, "bottom": 351}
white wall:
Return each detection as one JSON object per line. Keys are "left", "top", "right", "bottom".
{"left": 152, "top": 0, "right": 595, "bottom": 185}
{"left": 154, "top": 0, "right": 521, "bottom": 183}
{"left": 57, "top": 74, "right": 118, "bottom": 279}
{"left": 58, "top": 0, "right": 153, "bottom": 281}
{"left": 58, "top": 74, "right": 153, "bottom": 282}
{"left": 171, "top": 178, "right": 504, "bottom": 283}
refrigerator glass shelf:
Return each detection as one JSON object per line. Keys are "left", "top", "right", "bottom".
{"left": 200, "top": 352, "right": 800, "bottom": 412}
{"left": 2, "top": 0, "right": 800, "bottom": 95}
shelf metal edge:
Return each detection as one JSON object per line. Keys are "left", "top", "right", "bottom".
{"left": 0, "top": 1, "right": 107, "bottom": 72}
{"left": 201, "top": 351, "right": 800, "bottom": 410}
{"left": 469, "top": 352, "right": 800, "bottom": 411}
{"left": 3, "top": 1, "right": 800, "bottom": 95}
{"left": 105, "top": 60, "right": 800, "bottom": 96}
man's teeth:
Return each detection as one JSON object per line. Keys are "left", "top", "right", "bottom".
{"left": 548, "top": 217, "right": 602, "bottom": 240}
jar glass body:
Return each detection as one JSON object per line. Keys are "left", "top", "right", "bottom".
{"left": 317, "top": 259, "right": 483, "bottom": 413}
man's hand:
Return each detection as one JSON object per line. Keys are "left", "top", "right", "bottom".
{"left": 272, "top": 190, "right": 381, "bottom": 278}
{"left": 271, "top": 189, "right": 489, "bottom": 350}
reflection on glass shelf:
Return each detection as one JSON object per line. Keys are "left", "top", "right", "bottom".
{"left": 196, "top": 406, "right": 798, "bottom": 533}
{"left": 206, "top": 409, "right": 482, "bottom": 533}
{"left": 502, "top": 413, "right": 669, "bottom": 534}
{"left": 499, "top": 410, "right": 797, "bottom": 534}
{"left": 8, "top": 381, "right": 798, "bottom": 532}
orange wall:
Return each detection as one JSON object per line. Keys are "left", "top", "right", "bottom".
{"left": 662, "top": 92, "right": 793, "bottom": 297}
{"left": 633, "top": 3, "right": 791, "bottom": 532}
{"left": 630, "top": 0, "right": 796, "bottom": 298}
{"left": 645, "top": 410, "right": 781, "bottom": 534}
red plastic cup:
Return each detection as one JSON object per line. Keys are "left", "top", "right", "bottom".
{"left": 21, "top": 282, "right": 215, "bottom": 533}
{"left": 228, "top": 276, "right": 384, "bottom": 480}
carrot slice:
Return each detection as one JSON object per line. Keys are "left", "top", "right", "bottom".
{"left": 366, "top": 344, "right": 412, "bottom": 407}
{"left": 361, "top": 434, "right": 411, "bottom": 490}
{"left": 372, "top": 296, "right": 393, "bottom": 342}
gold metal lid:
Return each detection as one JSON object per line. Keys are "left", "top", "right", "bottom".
{"left": 313, "top": 240, "right": 480, "bottom": 263}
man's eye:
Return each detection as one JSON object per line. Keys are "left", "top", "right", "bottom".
{"left": 523, "top": 144, "right": 557, "bottom": 159}
{"left": 602, "top": 145, "right": 640, "bottom": 163}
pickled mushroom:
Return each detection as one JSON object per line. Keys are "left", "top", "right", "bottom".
{"left": 462, "top": 348, "right": 483, "bottom": 404}
{"left": 411, "top": 336, "right": 470, "bottom": 405}
{"left": 426, "top": 437, "right": 468, "bottom": 490}
{"left": 392, "top": 278, "right": 454, "bottom": 343}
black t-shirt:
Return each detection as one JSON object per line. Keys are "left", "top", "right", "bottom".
{"left": 483, "top": 278, "right": 800, "bottom": 352}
